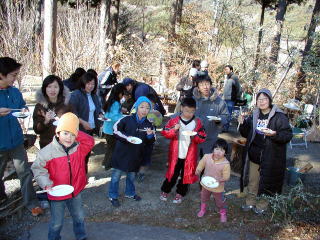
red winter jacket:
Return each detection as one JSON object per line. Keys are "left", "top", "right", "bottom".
{"left": 31, "top": 131, "right": 94, "bottom": 201}
{"left": 161, "top": 116, "right": 206, "bottom": 184}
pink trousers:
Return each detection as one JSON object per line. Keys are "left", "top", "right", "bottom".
{"left": 200, "top": 188, "right": 226, "bottom": 209}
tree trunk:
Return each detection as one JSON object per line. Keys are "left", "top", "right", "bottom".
{"left": 42, "top": 0, "right": 57, "bottom": 78}
{"left": 176, "top": 0, "right": 183, "bottom": 30}
{"left": 98, "top": 0, "right": 110, "bottom": 71}
{"left": 296, "top": 0, "right": 320, "bottom": 100}
{"left": 34, "top": 0, "right": 43, "bottom": 37}
{"left": 107, "top": 0, "right": 120, "bottom": 49}
{"left": 269, "top": 0, "right": 287, "bottom": 63}
{"left": 169, "top": 0, "right": 177, "bottom": 41}
{"left": 253, "top": 4, "right": 266, "bottom": 71}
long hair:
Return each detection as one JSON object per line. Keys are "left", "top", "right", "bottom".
{"left": 103, "top": 83, "right": 126, "bottom": 112}
{"left": 41, "top": 75, "right": 64, "bottom": 104}
{"left": 79, "top": 72, "right": 98, "bottom": 94}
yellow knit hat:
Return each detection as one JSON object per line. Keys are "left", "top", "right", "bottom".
{"left": 56, "top": 112, "right": 79, "bottom": 136}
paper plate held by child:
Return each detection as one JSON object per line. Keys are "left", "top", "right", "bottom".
{"left": 182, "top": 130, "right": 197, "bottom": 136}
{"left": 12, "top": 112, "right": 30, "bottom": 118}
{"left": 127, "top": 136, "right": 142, "bottom": 144}
{"left": 201, "top": 176, "right": 219, "bottom": 189}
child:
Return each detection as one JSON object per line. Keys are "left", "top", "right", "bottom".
{"left": 108, "top": 96, "right": 155, "bottom": 207}
{"left": 136, "top": 93, "right": 163, "bottom": 182}
{"left": 102, "top": 83, "right": 126, "bottom": 169}
{"left": 160, "top": 97, "right": 206, "bottom": 203}
{"left": 31, "top": 112, "right": 95, "bottom": 240}
{"left": 195, "top": 138, "right": 230, "bottom": 223}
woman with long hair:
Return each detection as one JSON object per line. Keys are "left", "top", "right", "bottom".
{"left": 33, "top": 75, "right": 72, "bottom": 148}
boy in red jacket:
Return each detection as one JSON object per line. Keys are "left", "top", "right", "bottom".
{"left": 160, "top": 98, "right": 206, "bottom": 203}
{"left": 32, "top": 112, "right": 94, "bottom": 240}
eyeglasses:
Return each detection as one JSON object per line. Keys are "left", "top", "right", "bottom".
{"left": 257, "top": 98, "right": 269, "bottom": 102}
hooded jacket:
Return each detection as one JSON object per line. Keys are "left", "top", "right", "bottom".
{"left": 193, "top": 87, "right": 229, "bottom": 154}
{"left": 33, "top": 88, "right": 72, "bottom": 148}
{"left": 161, "top": 115, "right": 206, "bottom": 184}
{"left": 31, "top": 131, "right": 95, "bottom": 201}
{"left": 0, "top": 87, "right": 26, "bottom": 150}
{"left": 240, "top": 105, "right": 292, "bottom": 196}
{"left": 111, "top": 113, "right": 155, "bottom": 172}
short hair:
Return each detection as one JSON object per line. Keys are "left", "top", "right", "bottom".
{"left": 0, "top": 57, "right": 22, "bottom": 76}
{"left": 42, "top": 75, "right": 64, "bottom": 104}
{"left": 111, "top": 62, "right": 120, "bottom": 70}
{"left": 69, "top": 67, "right": 86, "bottom": 82}
{"left": 196, "top": 74, "right": 212, "bottom": 86}
{"left": 79, "top": 72, "right": 98, "bottom": 94}
{"left": 192, "top": 60, "right": 201, "bottom": 68}
{"left": 211, "top": 138, "right": 228, "bottom": 153}
{"left": 224, "top": 65, "right": 233, "bottom": 72}
{"left": 181, "top": 97, "right": 196, "bottom": 108}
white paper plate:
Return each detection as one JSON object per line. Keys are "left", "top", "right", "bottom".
{"left": 127, "top": 136, "right": 142, "bottom": 144}
{"left": 98, "top": 117, "right": 111, "bottom": 122}
{"left": 201, "top": 176, "right": 219, "bottom": 189}
{"left": 12, "top": 112, "right": 30, "bottom": 118}
{"left": 283, "top": 103, "right": 300, "bottom": 111}
{"left": 53, "top": 120, "right": 59, "bottom": 126}
{"left": 49, "top": 184, "right": 74, "bottom": 197}
{"left": 182, "top": 130, "right": 197, "bottom": 136}
{"left": 256, "top": 127, "right": 271, "bottom": 133}
{"left": 207, "top": 116, "right": 221, "bottom": 121}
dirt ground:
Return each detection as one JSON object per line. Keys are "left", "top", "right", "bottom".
{"left": 0, "top": 124, "right": 320, "bottom": 240}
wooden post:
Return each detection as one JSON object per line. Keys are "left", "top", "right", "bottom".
{"left": 42, "top": 0, "right": 57, "bottom": 78}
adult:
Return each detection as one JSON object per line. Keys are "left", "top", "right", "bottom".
{"left": 98, "top": 62, "right": 121, "bottom": 106}
{"left": 33, "top": 75, "right": 72, "bottom": 149}
{"left": 122, "top": 78, "right": 166, "bottom": 116}
{"left": 70, "top": 72, "right": 102, "bottom": 135}
{"left": 193, "top": 75, "right": 229, "bottom": 157}
{"left": 0, "top": 57, "right": 42, "bottom": 216}
{"left": 63, "top": 67, "right": 86, "bottom": 92}
{"left": 174, "top": 68, "right": 198, "bottom": 113}
{"left": 70, "top": 72, "right": 103, "bottom": 172}
{"left": 223, "top": 65, "right": 241, "bottom": 132}
{"left": 239, "top": 88, "right": 292, "bottom": 214}
{"left": 199, "top": 60, "right": 209, "bottom": 76}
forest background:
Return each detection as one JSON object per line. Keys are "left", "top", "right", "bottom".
{"left": 0, "top": 0, "right": 319, "bottom": 109}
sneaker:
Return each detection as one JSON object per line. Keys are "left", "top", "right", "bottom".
{"left": 172, "top": 194, "right": 182, "bottom": 204}
{"left": 31, "top": 207, "right": 44, "bottom": 216}
{"left": 160, "top": 192, "right": 168, "bottom": 201}
{"left": 125, "top": 195, "right": 142, "bottom": 201}
{"left": 253, "top": 207, "right": 266, "bottom": 215}
{"left": 109, "top": 198, "right": 120, "bottom": 207}
{"left": 241, "top": 204, "right": 254, "bottom": 212}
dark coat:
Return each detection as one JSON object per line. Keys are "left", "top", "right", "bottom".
{"left": 132, "top": 82, "right": 166, "bottom": 116}
{"left": 239, "top": 105, "right": 292, "bottom": 196}
{"left": 112, "top": 114, "right": 155, "bottom": 172}
{"left": 69, "top": 89, "right": 102, "bottom": 133}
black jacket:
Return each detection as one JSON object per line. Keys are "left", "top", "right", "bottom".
{"left": 112, "top": 114, "right": 155, "bottom": 172}
{"left": 239, "top": 105, "right": 292, "bottom": 196}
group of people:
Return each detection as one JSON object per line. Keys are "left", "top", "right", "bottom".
{"left": 0, "top": 56, "right": 293, "bottom": 240}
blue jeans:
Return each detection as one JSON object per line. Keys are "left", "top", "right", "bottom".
{"left": 108, "top": 168, "right": 136, "bottom": 199}
{"left": 224, "top": 100, "right": 235, "bottom": 130}
{"left": 48, "top": 193, "right": 86, "bottom": 240}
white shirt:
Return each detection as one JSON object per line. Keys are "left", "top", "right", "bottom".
{"left": 178, "top": 118, "right": 196, "bottom": 159}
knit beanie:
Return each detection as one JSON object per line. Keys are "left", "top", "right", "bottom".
{"left": 257, "top": 88, "right": 272, "bottom": 104}
{"left": 133, "top": 96, "right": 153, "bottom": 112}
{"left": 56, "top": 112, "right": 79, "bottom": 136}
{"left": 122, "top": 77, "right": 135, "bottom": 86}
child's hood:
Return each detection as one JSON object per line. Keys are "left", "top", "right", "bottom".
{"left": 133, "top": 96, "right": 153, "bottom": 111}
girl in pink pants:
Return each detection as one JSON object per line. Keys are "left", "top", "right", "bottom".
{"left": 195, "top": 139, "right": 230, "bottom": 223}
